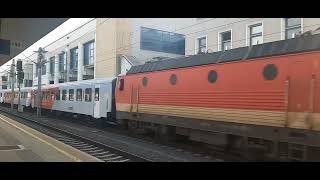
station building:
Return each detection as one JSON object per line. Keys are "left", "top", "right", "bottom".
{"left": 96, "top": 18, "right": 320, "bottom": 78}
{"left": 180, "top": 18, "right": 320, "bottom": 56}
{"left": 33, "top": 18, "right": 190, "bottom": 87}
{"left": 3, "top": 18, "right": 320, "bottom": 89}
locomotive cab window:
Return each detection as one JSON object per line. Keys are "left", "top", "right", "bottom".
{"left": 69, "top": 89, "right": 74, "bottom": 101}
{"left": 62, "top": 90, "right": 67, "bottom": 101}
{"left": 76, "top": 89, "right": 82, "bottom": 101}
{"left": 142, "top": 77, "right": 148, "bottom": 87}
{"left": 95, "top": 88, "right": 99, "bottom": 101}
{"left": 170, "top": 74, "right": 177, "bottom": 85}
{"left": 85, "top": 88, "right": 92, "bottom": 102}
{"left": 119, "top": 79, "right": 124, "bottom": 91}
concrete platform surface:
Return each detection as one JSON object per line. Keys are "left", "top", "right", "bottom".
{"left": 0, "top": 113, "right": 102, "bottom": 162}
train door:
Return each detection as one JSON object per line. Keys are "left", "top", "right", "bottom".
{"left": 93, "top": 85, "right": 100, "bottom": 118}
{"left": 287, "top": 60, "right": 315, "bottom": 129}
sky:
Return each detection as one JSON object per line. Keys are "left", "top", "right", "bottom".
{"left": 0, "top": 18, "right": 93, "bottom": 74}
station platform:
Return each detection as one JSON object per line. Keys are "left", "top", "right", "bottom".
{"left": 0, "top": 113, "right": 102, "bottom": 162}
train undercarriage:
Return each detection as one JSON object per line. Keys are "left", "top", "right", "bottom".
{"left": 117, "top": 112, "right": 320, "bottom": 161}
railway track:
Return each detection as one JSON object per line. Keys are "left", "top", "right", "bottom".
{"left": 0, "top": 107, "right": 151, "bottom": 162}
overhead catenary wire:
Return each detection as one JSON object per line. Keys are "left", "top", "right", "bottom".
{"left": 3, "top": 18, "right": 320, "bottom": 85}
{"left": 12, "top": 21, "right": 320, "bottom": 84}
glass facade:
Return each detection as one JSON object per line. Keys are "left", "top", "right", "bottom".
{"left": 70, "top": 47, "right": 78, "bottom": 70}
{"left": 220, "top": 31, "right": 231, "bottom": 51}
{"left": 140, "top": 27, "right": 185, "bottom": 55}
{"left": 197, "top": 36, "right": 207, "bottom": 54}
{"left": 84, "top": 41, "right": 94, "bottom": 65}
{"left": 50, "top": 56, "right": 55, "bottom": 74}
{"left": 285, "top": 18, "right": 301, "bottom": 39}
{"left": 249, "top": 23, "right": 263, "bottom": 46}
{"left": 59, "top": 53, "right": 65, "bottom": 72}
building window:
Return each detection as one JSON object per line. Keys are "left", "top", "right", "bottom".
{"left": 140, "top": 27, "right": 185, "bottom": 55}
{"left": 220, "top": 30, "right": 232, "bottom": 51}
{"left": 25, "top": 79, "right": 32, "bottom": 87}
{"left": 84, "top": 41, "right": 94, "bottom": 66}
{"left": 62, "top": 89, "right": 67, "bottom": 101}
{"left": 85, "top": 88, "right": 92, "bottom": 102}
{"left": 76, "top": 89, "right": 82, "bottom": 101}
{"left": 70, "top": 47, "right": 78, "bottom": 70}
{"left": 196, "top": 36, "right": 207, "bottom": 54}
{"left": 69, "top": 89, "right": 74, "bottom": 101}
{"left": 285, "top": 18, "right": 302, "bottom": 39}
{"left": 35, "top": 64, "right": 38, "bottom": 77}
{"left": 249, "top": 23, "right": 263, "bottom": 46}
{"left": 49, "top": 57, "right": 55, "bottom": 75}
{"left": 59, "top": 53, "right": 65, "bottom": 72}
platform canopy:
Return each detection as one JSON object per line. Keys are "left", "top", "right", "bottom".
{"left": 0, "top": 18, "right": 68, "bottom": 66}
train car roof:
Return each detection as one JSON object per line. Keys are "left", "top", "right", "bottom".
{"left": 0, "top": 87, "right": 35, "bottom": 92}
{"left": 127, "top": 33, "right": 320, "bottom": 75}
{"left": 41, "top": 77, "right": 116, "bottom": 89}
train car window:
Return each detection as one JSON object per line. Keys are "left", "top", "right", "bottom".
{"left": 142, "top": 77, "right": 148, "bottom": 87}
{"left": 170, "top": 74, "right": 177, "bottom": 85}
{"left": 62, "top": 90, "right": 67, "bottom": 101}
{"left": 76, "top": 89, "right": 82, "bottom": 101}
{"left": 0, "top": 93, "right": 2, "bottom": 97}
{"left": 263, "top": 64, "right": 278, "bottom": 80}
{"left": 208, "top": 70, "right": 218, "bottom": 83}
{"left": 119, "top": 79, "right": 124, "bottom": 91}
{"left": 51, "top": 91, "right": 55, "bottom": 100}
{"left": 56, "top": 90, "right": 61, "bottom": 100}
{"left": 95, "top": 88, "right": 99, "bottom": 101}
{"left": 69, "top": 89, "right": 74, "bottom": 101}
{"left": 85, "top": 88, "right": 92, "bottom": 102}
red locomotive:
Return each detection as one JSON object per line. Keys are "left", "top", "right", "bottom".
{"left": 116, "top": 33, "right": 320, "bottom": 161}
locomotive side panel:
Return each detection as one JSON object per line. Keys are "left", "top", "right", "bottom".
{"left": 116, "top": 51, "right": 320, "bottom": 131}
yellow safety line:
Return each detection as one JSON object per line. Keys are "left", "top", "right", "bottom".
{"left": 0, "top": 115, "right": 82, "bottom": 162}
